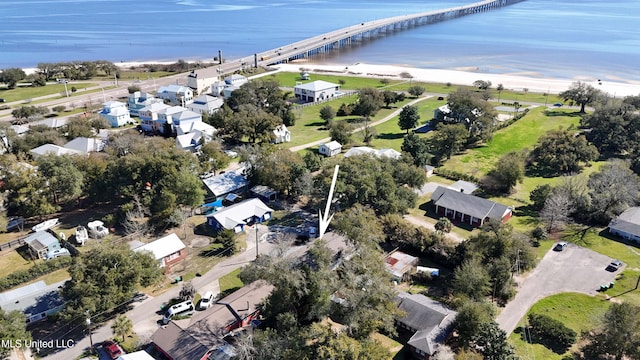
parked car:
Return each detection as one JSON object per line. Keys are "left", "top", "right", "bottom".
{"left": 102, "top": 340, "right": 122, "bottom": 359}
{"left": 553, "top": 242, "right": 567, "bottom": 251}
{"left": 606, "top": 260, "right": 623, "bottom": 272}
{"left": 199, "top": 291, "right": 215, "bottom": 310}
{"left": 553, "top": 103, "right": 563, "bottom": 107}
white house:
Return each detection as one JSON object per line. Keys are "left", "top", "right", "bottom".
{"left": 187, "top": 94, "right": 224, "bottom": 115}
{"left": 156, "top": 85, "right": 194, "bottom": 107}
{"left": 156, "top": 106, "right": 202, "bottom": 134}
{"left": 294, "top": 80, "right": 340, "bottom": 103}
{"left": 63, "top": 137, "right": 105, "bottom": 154}
{"left": 30, "top": 144, "right": 84, "bottom": 157}
{"left": 127, "top": 91, "right": 163, "bottom": 117}
{"left": 224, "top": 74, "right": 248, "bottom": 87}
{"left": 207, "top": 198, "right": 273, "bottom": 233}
{"left": 273, "top": 124, "right": 291, "bottom": 144}
{"left": 99, "top": 101, "right": 131, "bottom": 127}
{"left": 609, "top": 207, "right": 640, "bottom": 242}
{"left": 319, "top": 141, "right": 342, "bottom": 157}
{"left": 176, "top": 120, "right": 217, "bottom": 138}
{"left": 210, "top": 80, "right": 226, "bottom": 97}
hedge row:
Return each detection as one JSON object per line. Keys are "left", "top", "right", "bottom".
{"left": 433, "top": 168, "right": 480, "bottom": 183}
{"left": 0, "top": 256, "right": 72, "bottom": 291}
{"left": 527, "top": 313, "right": 577, "bottom": 354}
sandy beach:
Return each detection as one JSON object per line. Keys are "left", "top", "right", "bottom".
{"left": 275, "top": 62, "right": 640, "bottom": 97}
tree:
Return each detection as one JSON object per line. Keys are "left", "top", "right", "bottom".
{"left": 65, "top": 115, "right": 95, "bottom": 139}
{"left": 401, "top": 132, "right": 432, "bottom": 167}
{"left": 329, "top": 121, "right": 353, "bottom": 145}
{"left": 127, "top": 85, "right": 140, "bottom": 94}
{"left": 540, "top": 189, "right": 574, "bottom": 232}
{"left": 587, "top": 159, "right": 640, "bottom": 224}
{"left": 429, "top": 123, "right": 469, "bottom": 163}
{"left": 303, "top": 151, "right": 323, "bottom": 172}
{"left": 0, "top": 68, "right": 27, "bottom": 89}
{"left": 581, "top": 103, "right": 640, "bottom": 155}
{"left": 111, "top": 315, "right": 133, "bottom": 342}
{"left": 472, "top": 322, "right": 515, "bottom": 360}
{"left": 319, "top": 105, "right": 335, "bottom": 127}
{"left": 398, "top": 105, "right": 420, "bottom": 133}
{"left": 179, "top": 281, "right": 196, "bottom": 302}
{"left": 198, "top": 141, "right": 230, "bottom": 174}
{"left": 452, "top": 258, "right": 491, "bottom": 301}
{"left": 496, "top": 83, "right": 504, "bottom": 102}
{"left": 442, "top": 88, "right": 497, "bottom": 143}
{"left": 435, "top": 217, "right": 452, "bottom": 233}
{"left": 581, "top": 302, "right": 640, "bottom": 360}
{"left": 559, "top": 81, "right": 604, "bottom": 113}
{"left": 526, "top": 313, "right": 576, "bottom": 353}
{"left": 473, "top": 80, "right": 492, "bottom": 90}
{"left": 354, "top": 88, "right": 383, "bottom": 118}
{"left": 382, "top": 90, "right": 404, "bottom": 108}
{"left": 408, "top": 85, "right": 425, "bottom": 98}
{"left": 36, "top": 154, "right": 84, "bottom": 205}
{"left": 0, "top": 308, "right": 31, "bottom": 358}
{"left": 488, "top": 151, "right": 525, "bottom": 193}
{"left": 530, "top": 130, "right": 599, "bottom": 174}
{"left": 62, "top": 246, "right": 163, "bottom": 322}
{"left": 11, "top": 105, "right": 49, "bottom": 124}
{"left": 244, "top": 147, "right": 305, "bottom": 195}
{"left": 455, "top": 300, "right": 496, "bottom": 346}
{"left": 529, "top": 184, "right": 552, "bottom": 210}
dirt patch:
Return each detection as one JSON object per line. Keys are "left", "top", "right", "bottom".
{"left": 189, "top": 238, "right": 210, "bottom": 248}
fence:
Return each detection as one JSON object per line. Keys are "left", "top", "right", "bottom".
{"left": 0, "top": 237, "right": 26, "bottom": 252}
{"left": 291, "top": 91, "right": 357, "bottom": 110}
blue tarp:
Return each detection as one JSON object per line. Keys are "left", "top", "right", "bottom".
{"left": 202, "top": 199, "right": 223, "bottom": 208}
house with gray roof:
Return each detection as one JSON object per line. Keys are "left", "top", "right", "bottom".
{"left": 151, "top": 321, "right": 214, "bottom": 360}
{"left": 294, "top": 80, "right": 340, "bottom": 102}
{"left": 609, "top": 207, "right": 640, "bottom": 242}
{"left": 395, "top": 292, "right": 457, "bottom": 359}
{"left": 430, "top": 186, "right": 512, "bottom": 227}
{"left": 202, "top": 168, "right": 249, "bottom": 200}
{"left": 99, "top": 101, "right": 132, "bottom": 127}
{"left": 127, "top": 91, "right": 163, "bottom": 116}
{"left": 0, "top": 280, "right": 66, "bottom": 324}
{"left": 187, "top": 94, "right": 224, "bottom": 115}
{"left": 207, "top": 198, "right": 273, "bottom": 233}
{"left": 157, "top": 85, "right": 194, "bottom": 107}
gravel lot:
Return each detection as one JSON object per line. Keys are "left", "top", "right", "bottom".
{"left": 496, "top": 243, "right": 622, "bottom": 335}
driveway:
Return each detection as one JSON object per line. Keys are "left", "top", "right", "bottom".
{"left": 403, "top": 214, "right": 466, "bottom": 243}
{"left": 496, "top": 243, "right": 621, "bottom": 335}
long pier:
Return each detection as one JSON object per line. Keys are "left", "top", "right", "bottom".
{"left": 188, "top": 0, "right": 525, "bottom": 91}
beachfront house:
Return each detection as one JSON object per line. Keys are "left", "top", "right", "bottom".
{"left": 224, "top": 74, "right": 248, "bottom": 87}
{"left": 127, "top": 91, "right": 163, "bottom": 116}
{"left": 187, "top": 67, "right": 222, "bottom": 95}
{"left": 139, "top": 102, "right": 171, "bottom": 133}
{"left": 133, "top": 233, "right": 186, "bottom": 272}
{"left": 157, "top": 85, "right": 194, "bottom": 107}
{"left": 206, "top": 198, "right": 273, "bottom": 233}
{"left": 319, "top": 141, "right": 342, "bottom": 157}
{"left": 294, "top": 80, "right": 340, "bottom": 103}
{"left": 63, "top": 136, "right": 105, "bottom": 154}
{"left": 99, "top": 101, "right": 132, "bottom": 127}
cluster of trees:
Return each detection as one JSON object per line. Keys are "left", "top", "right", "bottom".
{"left": 436, "top": 88, "right": 498, "bottom": 144}
{"left": 525, "top": 313, "right": 577, "bottom": 353}
{"left": 235, "top": 233, "right": 396, "bottom": 358}
{"left": 0, "top": 68, "right": 27, "bottom": 89}
{"left": 35, "top": 60, "right": 119, "bottom": 81}
{"left": 205, "top": 79, "right": 295, "bottom": 144}
{"left": 529, "top": 129, "right": 599, "bottom": 175}
{"left": 317, "top": 154, "right": 425, "bottom": 215}
{"left": 532, "top": 159, "right": 640, "bottom": 231}
{"left": 2, "top": 131, "right": 208, "bottom": 228}
{"left": 62, "top": 245, "right": 163, "bottom": 322}
{"left": 0, "top": 309, "right": 30, "bottom": 358}
{"left": 10, "top": 105, "right": 50, "bottom": 125}
{"left": 580, "top": 302, "right": 640, "bottom": 359}
{"left": 242, "top": 146, "right": 313, "bottom": 199}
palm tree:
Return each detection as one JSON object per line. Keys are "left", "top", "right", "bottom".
{"left": 111, "top": 315, "right": 133, "bottom": 342}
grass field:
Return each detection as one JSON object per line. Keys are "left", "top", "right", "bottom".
{"left": 509, "top": 292, "right": 610, "bottom": 359}
{"left": 219, "top": 268, "right": 244, "bottom": 294}
{"left": 0, "top": 250, "right": 37, "bottom": 276}
{"left": 0, "top": 83, "right": 98, "bottom": 103}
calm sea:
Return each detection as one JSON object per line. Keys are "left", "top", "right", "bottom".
{"left": 1, "top": 0, "right": 639, "bottom": 82}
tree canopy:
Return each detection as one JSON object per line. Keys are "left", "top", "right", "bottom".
{"left": 398, "top": 105, "right": 420, "bottom": 133}
{"left": 581, "top": 103, "right": 640, "bottom": 155}
{"left": 441, "top": 88, "right": 497, "bottom": 143}
{"left": 0, "top": 68, "right": 27, "bottom": 89}
{"left": 530, "top": 129, "right": 599, "bottom": 175}
{"left": 559, "top": 81, "right": 604, "bottom": 113}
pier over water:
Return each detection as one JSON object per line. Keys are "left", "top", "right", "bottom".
{"left": 188, "top": 0, "right": 526, "bottom": 91}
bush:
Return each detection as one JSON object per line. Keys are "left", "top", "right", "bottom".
{"left": 52, "top": 105, "right": 66, "bottom": 113}
{"left": 434, "top": 168, "right": 480, "bottom": 183}
{"left": 0, "top": 256, "right": 73, "bottom": 291}
{"left": 526, "top": 313, "right": 577, "bottom": 353}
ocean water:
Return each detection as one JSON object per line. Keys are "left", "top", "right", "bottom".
{"left": 1, "top": 0, "right": 639, "bottom": 82}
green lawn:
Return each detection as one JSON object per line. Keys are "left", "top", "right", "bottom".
{"left": 0, "top": 83, "right": 98, "bottom": 102}
{"left": 219, "top": 268, "right": 244, "bottom": 294}
{"left": 0, "top": 251, "right": 37, "bottom": 277}
{"left": 444, "top": 107, "right": 583, "bottom": 176}
{"left": 509, "top": 292, "right": 610, "bottom": 359}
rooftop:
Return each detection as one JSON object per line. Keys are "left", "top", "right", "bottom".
{"left": 609, "top": 207, "right": 640, "bottom": 237}
{"left": 294, "top": 80, "right": 339, "bottom": 92}
{"left": 431, "top": 186, "right": 511, "bottom": 221}
{"left": 133, "top": 233, "right": 186, "bottom": 260}
{"left": 208, "top": 198, "right": 273, "bottom": 230}
{"left": 0, "top": 280, "right": 66, "bottom": 318}
{"left": 202, "top": 168, "right": 249, "bottom": 197}
{"left": 24, "top": 231, "right": 60, "bottom": 251}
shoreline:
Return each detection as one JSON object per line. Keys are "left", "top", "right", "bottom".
{"left": 275, "top": 62, "right": 640, "bottom": 97}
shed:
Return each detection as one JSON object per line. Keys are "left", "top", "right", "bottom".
{"left": 24, "top": 231, "right": 61, "bottom": 260}
{"left": 423, "top": 165, "right": 435, "bottom": 178}
{"left": 250, "top": 185, "right": 278, "bottom": 202}
{"left": 319, "top": 141, "right": 342, "bottom": 157}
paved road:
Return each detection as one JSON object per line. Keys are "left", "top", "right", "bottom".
{"left": 496, "top": 243, "right": 621, "bottom": 335}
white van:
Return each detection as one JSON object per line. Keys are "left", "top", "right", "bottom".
{"left": 162, "top": 300, "right": 194, "bottom": 324}
{"left": 199, "top": 291, "right": 214, "bottom": 310}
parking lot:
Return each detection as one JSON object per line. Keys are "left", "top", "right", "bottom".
{"left": 497, "top": 243, "right": 621, "bottom": 335}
